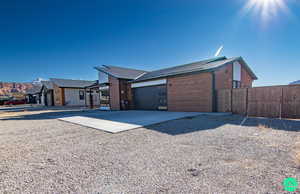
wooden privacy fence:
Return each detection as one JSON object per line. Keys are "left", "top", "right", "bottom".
{"left": 217, "top": 85, "right": 300, "bottom": 118}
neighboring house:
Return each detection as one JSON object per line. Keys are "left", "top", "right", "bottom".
{"left": 95, "top": 65, "right": 147, "bottom": 110}
{"left": 41, "top": 81, "right": 54, "bottom": 106}
{"left": 25, "top": 85, "right": 43, "bottom": 104}
{"left": 290, "top": 80, "right": 300, "bottom": 85}
{"left": 85, "top": 82, "right": 102, "bottom": 108}
{"left": 50, "top": 78, "right": 97, "bottom": 107}
{"left": 95, "top": 56, "right": 257, "bottom": 112}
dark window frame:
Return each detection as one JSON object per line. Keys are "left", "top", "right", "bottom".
{"left": 233, "top": 80, "right": 241, "bottom": 88}
{"left": 79, "top": 90, "right": 85, "bottom": 100}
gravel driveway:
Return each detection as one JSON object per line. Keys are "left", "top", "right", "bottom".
{"left": 0, "top": 109, "right": 299, "bottom": 193}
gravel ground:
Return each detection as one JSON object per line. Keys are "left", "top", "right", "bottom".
{"left": 0, "top": 109, "right": 299, "bottom": 194}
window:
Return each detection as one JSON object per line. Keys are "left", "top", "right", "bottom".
{"left": 100, "top": 88, "right": 110, "bottom": 107}
{"left": 79, "top": 90, "right": 85, "bottom": 100}
{"left": 233, "top": 80, "right": 241, "bottom": 88}
{"left": 233, "top": 61, "right": 242, "bottom": 89}
{"left": 98, "top": 71, "right": 109, "bottom": 84}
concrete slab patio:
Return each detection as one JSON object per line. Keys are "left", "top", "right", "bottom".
{"left": 58, "top": 111, "right": 229, "bottom": 133}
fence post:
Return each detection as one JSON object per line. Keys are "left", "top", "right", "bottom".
{"left": 230, "top": 89, "right": 233, "bottom": 113}
{"left": 246, "top": 88, "right": 249, "bottom": 117}
{"left": 279, "top": 87, "right": 283, "bottom": 119}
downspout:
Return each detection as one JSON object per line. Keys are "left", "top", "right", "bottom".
{"left": 90, "top": 88, "right": 93, "bottom": 109}
{"left": 84, "top": 88, "right": 87, "bottom": 107}
{"left": 211, "top": 72, "right": 217, "bottom": 112}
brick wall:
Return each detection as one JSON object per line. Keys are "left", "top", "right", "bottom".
{"left": 241, "top": 67, "right": 253, "bottom": 88}
{"left": 215, "top": 63, "right": 254, "bottom": 89}
{"left": 53, "top": 84, "right": 64, "bottom": 106}
{"left": 109, "top": 76, "right": 120, "bottom": 110}
{"left": 215, "top": 64, "right": 233, "bottom": 90}
{"left": 167, "top": 73, "right": 213, "bottom": 112}
{"left": 119, "top": 79, "right": 133, "bottom": 110}
{"left": 126, "top": 83, "right": 134, "bottom": 109}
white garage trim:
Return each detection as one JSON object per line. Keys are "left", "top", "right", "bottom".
{"left": 131, "top": 79, "right": 167, "bottom": 88}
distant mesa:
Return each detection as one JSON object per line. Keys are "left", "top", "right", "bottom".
{"left": 0, "top": 81, "right": 34, "bottom": 98}
{"left": 10, "top": 88, "right": 19, "bottom": 93}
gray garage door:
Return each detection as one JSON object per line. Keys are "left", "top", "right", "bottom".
{"left": 133, "top": 85, "right": 167, "bottom": 110}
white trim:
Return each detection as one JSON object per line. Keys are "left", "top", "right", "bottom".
{"left": 233, "top": 61, "right": 241, "bottom": 81}
{"left": 99, "top": 86, "right": 109, "bottom": 90}
{"left": 131, "top": 79, "right": 167, "bottom": 88}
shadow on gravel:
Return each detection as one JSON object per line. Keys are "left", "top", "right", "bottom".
{"left": 0, "top": 106, "right": 88, "bottom": 113}
{"left": 145, "top": 115, "right": 300, "bottom": 135}
{"left": 144, "top": 114, "right": 245, "bottom": 135}
{"left": 242, "top": 117, "right": 300, "bottom": 132}
{"left": 0, "top": 109, "right": 97, "bottom": 121}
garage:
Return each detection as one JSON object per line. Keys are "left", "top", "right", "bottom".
{"left": 64, "top": 88, "right": 86, "bottom": 106}
{"left": 132, "top": 79, "right": 167, "bottom": 110}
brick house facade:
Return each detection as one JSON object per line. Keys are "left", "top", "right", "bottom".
{"left": 96, "top": 56, "right": 257, "bottom": 112}
{"left": 167, "top": 72, "right": 213, "bottom": 112}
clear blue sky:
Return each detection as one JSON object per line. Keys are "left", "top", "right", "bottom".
{"left": 0, "top": 0, "right": 300, "bottom": 86}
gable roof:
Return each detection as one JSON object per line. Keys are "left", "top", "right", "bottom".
{"left": 133, "top": 56, "right": 257, "bottom": 82}
{"left": 26, "top": 85, "right": 42, "bottom": 95}
{"left": 95, "top": 65, "right": 147, "bottom": 80}
{"left": 50, "top": 78, "right": 96, "bottom": 88}
{"left": 41, "top": 81, "right": 54, "bottom": 90}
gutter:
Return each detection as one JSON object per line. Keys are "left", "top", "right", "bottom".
{"left": 211, "top": 72, "right": 217, "bottom": 112}
{"left": 94, "top": 66, "right": 120, "bottom": 79}
{"left": 132, "top": 57, "right": 257, "bottom": 83}
{"left": 94, "top": 66, "right": 144, "bottom": 80}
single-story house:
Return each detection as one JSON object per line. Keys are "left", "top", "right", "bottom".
{"left": 95, "top": 56, "right": 257, "bottom": 112}
{"left": 50, "top": 78, "right": 98, "bottom": 107}
{"left": 85, "top": 81, "right": 102, "bottom": 108}
{"left": 25, "top": 85, "right": 43, "bottom": 104}
{"left": 95, "top": 65, "right": 147, "bottom": 110}
{"left": 41, "top": 81, "right": 54, "bottom": 106}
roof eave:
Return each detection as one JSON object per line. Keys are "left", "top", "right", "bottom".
{"left": 94, "top": 67, "right": 144, "bottom": 80}
{"left": 94, "top": 66, "right": 134, "bottom": 80}
{"left": 132, "top": 68, "right": 217, "bottom": 83}
{"left": 237, "top": 57, "right": 258, "bottom": 80}
{"left": 132, "top": 57, "right": 258, "bottom": 82}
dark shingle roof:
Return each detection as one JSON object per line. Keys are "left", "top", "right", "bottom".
{"left": 133, "top": 56, "right": 257, "bottom": 82}
{"left": 26, "top": 85, "right": 42, "bottom": 95}
{"left": 41, "top": 81, "right": 54, "bottom": 90}
{"left": 95, "top": 65, "right": 147, "bottom": 80}
{"left": 50, "top": 78, "right": 96, "bottom": 88}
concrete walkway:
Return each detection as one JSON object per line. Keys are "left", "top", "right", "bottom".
{"left": 58, "top": 111, "right": 229, "bottom": 133}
